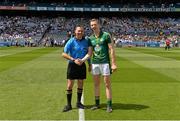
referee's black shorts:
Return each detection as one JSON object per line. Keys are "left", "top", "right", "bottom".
{"left": 67, "top": 62, "right": 86, "bottom": 80}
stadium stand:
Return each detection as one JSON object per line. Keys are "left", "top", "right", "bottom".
{"left": 0, "top": 0, "right": 179, "bottom": 47}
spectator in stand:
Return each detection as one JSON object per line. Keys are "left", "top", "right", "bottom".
{"left": 165, "top": 37, "right": 171, "bottom": 50}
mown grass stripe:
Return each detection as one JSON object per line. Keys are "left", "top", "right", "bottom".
{"left": 116, "top": 48, "right": 180, "bottom": 82}
{"left": 112, "top": 56, "right": 179, "bottom": 83}
{"left": 0, "top": 49, "right": 65, "bottom": 84}
{"left": 0, "top": 47, "right": 40, "bottom": 57}
{"left": 125, "top": 47, "right": 180, "bottom": 60}
{"left": 0, "top": 48, "right": 79, "bottom": 120}
{"left": 0, "top": 47, "right": 59, "bottom": 72}
{"left": 0, "top": 47, "right": 17, "bottom": 50}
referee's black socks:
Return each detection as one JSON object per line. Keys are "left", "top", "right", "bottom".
{"left": 77, "top": 88, "right": 83, "bottom": 103}
{"left": 66, "top": 89, "right": 72, "bottom": 106}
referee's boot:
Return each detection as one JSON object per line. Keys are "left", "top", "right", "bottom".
{"left": 76, "top": 102, "right": 85, "bottom": 109}
{"left": 62, "top": 105, "right": 72, "bottom": 112}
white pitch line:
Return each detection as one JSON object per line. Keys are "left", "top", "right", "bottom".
{"left": 79, "top": 93, "right": 85, "bottom": 121}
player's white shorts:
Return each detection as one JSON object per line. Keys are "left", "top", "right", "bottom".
{"left": 92, "top": 63, "right": 110, "bottom": 76}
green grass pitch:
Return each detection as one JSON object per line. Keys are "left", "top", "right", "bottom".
{"left": 0, "top": 47, "right": 180, "bottom": 120}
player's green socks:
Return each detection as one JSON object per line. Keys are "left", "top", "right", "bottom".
{"left": 95, "top": 96, "right": 100, "bottom": 106}
{"left": 67, "top": 89, "right": 72, "bottom": 106}
{"left": 107, "top": 99, "right": 112, "bottom": 107}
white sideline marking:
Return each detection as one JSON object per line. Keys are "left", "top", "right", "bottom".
{"left": 79, "top": 93, "right": 85, "bottom": 121}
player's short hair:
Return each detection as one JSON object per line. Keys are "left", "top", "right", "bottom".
{"left": 90, "top": 18, "right": 100, "bottom": 24}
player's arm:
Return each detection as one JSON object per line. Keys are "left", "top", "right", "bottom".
{"left": 108, "top": 35, "right": 117, "bottom": 72}
{"left": 86, "top": 46, "right": 93, "bottom": 72}
{"left": 108, "top": 43, "right": 116, "bottom": 66}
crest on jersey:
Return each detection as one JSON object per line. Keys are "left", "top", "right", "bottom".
{"left": 100, "top": 38, "right": 104, "bottom": 42}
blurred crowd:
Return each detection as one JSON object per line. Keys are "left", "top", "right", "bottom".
{"left": 0, "top": 0, "right": 179, "bottom": 9}
{"left": 0, "top": 16, "right": 179, "bottom": 47}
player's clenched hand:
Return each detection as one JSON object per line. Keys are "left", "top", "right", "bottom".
{"left": 111, "top": 64, "right": 117, "bottom": 72}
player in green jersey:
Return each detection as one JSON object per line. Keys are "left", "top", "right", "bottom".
{"left": 89, "top": 19, "right": 117, "bottom": 113}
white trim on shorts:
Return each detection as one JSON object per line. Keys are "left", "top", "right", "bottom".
{"left": 92, "top": 63, "right": 110, "bottom": 76}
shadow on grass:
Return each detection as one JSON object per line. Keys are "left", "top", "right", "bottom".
{"left": 85, "top": 103, "right": 149, "bottom": 111}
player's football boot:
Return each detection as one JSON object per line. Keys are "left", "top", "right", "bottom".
{"left": 91, "top": 105, "right": 100, "bottom": 110}
{"left": 106, "top": 106, "right": 113, "bottom": 113}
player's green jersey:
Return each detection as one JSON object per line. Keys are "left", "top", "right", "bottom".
{"left": 89, "top": 31, "right": 111, "bottom": 64}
